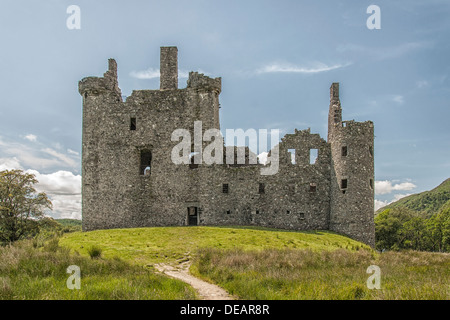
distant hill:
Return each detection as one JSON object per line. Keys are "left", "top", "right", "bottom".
{"left": 376, "top": 178, "right": 450, "bottom": 216}
{"left": 55, "top": 218, "right": 82, "bottom": 227}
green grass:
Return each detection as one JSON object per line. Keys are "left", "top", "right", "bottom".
{"left": 59, "top": 226, "right": 369, "bottom": 265}
{"left": 191, "top": 248, "right": 450, "bottom": 300}
{"left": 0, "top": 239, "right": 196, "bottom": 300}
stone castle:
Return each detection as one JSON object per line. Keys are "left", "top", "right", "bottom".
{"left": 79, "top": 47, "right": 375, "bottom": 246}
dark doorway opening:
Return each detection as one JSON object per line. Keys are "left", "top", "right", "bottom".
{"left": 187, "top": 207, "right": 198, "bottom": 226}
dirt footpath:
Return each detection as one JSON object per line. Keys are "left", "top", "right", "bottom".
{"left": 154, "top": 261, "right": 234, "bottom": 300}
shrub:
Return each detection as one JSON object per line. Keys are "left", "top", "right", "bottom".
{"left": 87, "top": 245, "right": 102, "bottom": 259}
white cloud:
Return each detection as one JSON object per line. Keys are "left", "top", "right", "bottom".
{"left": 375, "top": 180, "right": 416, "bottom": 195}
{"left": 67, "top": 149, "right": 79, "bottom": 156}
{"left": 24, "top": 134, "right": 37, "bottom": 142}
{"left": 129, "top": 67, "right": 160, "bottom": 79}
{"left": 256, "top": 61, "right": 351, "bottom": 74}
{"left": 374, "top": 199, "right": 390, "bottom": 211}
{"left": 41, "top": 148, "right": 78, "bottom": 168}
{"left": 27, "top": 169, "right": 81, "bottom": 195}
{"left": 258, "top": 152, "right": 268, "bottom": 165}
{"left": 129, "top": 68, "right": 200, "bottom": 80}
{"left": 26, "top": 169, "right": 81, "bottom": 219}
{"left": 0, "top": 157, "right": 23, "bottom": 171}
{"left": 392, "top": 95, "right": 404, "bottom": 104}
{"left": 374, "top": 193, "right": 413, "bottom": 212}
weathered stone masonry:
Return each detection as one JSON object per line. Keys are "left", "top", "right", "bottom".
{"left": 79, "top": 46, "right": 375, "bottom": 247}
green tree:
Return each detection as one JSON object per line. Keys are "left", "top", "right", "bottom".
{"left": 0, "top": 170, "right": 52, "bottom": 243}
{"left": 375, "top": 208, "right": 414, "bottom": 251}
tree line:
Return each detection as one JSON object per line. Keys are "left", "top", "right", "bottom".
{"left": 375, "top": 205, "right": 450, "bottom": 252}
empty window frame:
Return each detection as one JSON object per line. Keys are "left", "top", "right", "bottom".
{"left": 370, "top": 179, "right": 374, "bottom": 189}
{"left": 309, "top": 148, "right": 318, "bottom": 164}
{"left": 140, "top": 150, "right": 152, "bottom": 175}
{"left": 369, "top": 146, "right": 373, "bottom": 157}
{"left": 341, "top": 146, "right": 348, "bottom": 157}
{"left": 341, "top": 179, "right": 348, "bottom": 193}
{"left": 259, "top": 183, "right": 265, "bottom": 194}
{"left": 309, "top": 183, "right": 317, "bottom": 193}
{"left": 189, "top": 152, "right": 199, "bottom": 169}
{"left": 222, "top": 183, "right": 229, "bottom": 194}
{"left": 130, "top": 117, "right": 136, "bottom": 130}
{"left": 287, "top": 149, "right": 296, "bottom": 164}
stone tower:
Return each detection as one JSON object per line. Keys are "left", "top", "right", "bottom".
{"left": 327, "top": 83, "right": 375, "bottom": 247}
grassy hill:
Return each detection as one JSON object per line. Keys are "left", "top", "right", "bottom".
{"left": 59, "top": 226, "right": 367, "bottom": 266}
{"left": 59, "top": 226, "right": 449, "bottom": 300}
{"left": 376, "top": 178, "right": 450, "bottom": 216}
{"left": 2, "top": 226, "right": 448, "bottom": 300}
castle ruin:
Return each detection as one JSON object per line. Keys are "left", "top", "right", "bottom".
{"left": 79, "top": 47, "right": 375, "bottom": 247}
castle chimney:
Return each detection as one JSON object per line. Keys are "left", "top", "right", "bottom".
{"left": 160, "top": 46, "right": 178, "bottom": 90}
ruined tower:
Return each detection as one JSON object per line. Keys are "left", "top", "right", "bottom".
{"left": 78, "top": 47, "right": 375, "bottom": 247}
{"left": 327, "top": 83, "right": 375, "bottom": 247}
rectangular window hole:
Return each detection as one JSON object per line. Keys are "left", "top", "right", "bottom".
{"left": 130, "top": 117, "right": 136, "bottom": 130}
{"left": 222, "top": 183, "right": 229, "bottom": 194}
{"left": 341, "top": 179, "right": 348, "bottom": 189}
{"left": 309, "top": 148, "right": 318, "bottom": 164}
{"left": 341, "top": 146, "right": 347, "bottom": 157}
{"left": 309, "top": 183, "right": 316, "bottom": 192}
{"left": 288, "top": 149, "right": 296, "bottom": 164}
{"left": 259, "top": 183, "right": 265, "bottom": 194}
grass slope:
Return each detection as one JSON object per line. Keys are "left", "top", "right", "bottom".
{"left": 59, "top": 226, "right": 369, "bottom": 266}
{"left": 0, "top": 239, "right": 196, "bottom": 300}
{"left": 192, "top": 248, "right": 449, "bottom": 300}
{"left": 377, "top": 178, "right": 450, "bottom": 215}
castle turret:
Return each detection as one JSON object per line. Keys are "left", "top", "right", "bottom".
{"left": 328, "top": 83, "right": 375, "bottom": 247}
{"left": 78, "top": 58, "right": 122, "bottom": 231}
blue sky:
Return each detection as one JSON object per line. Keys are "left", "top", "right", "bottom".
{"left": 0, "top": 0, "right": 449, "bottom": 218}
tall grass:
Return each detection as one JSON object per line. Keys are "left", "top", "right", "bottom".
{"left": 0, "top": 239, "right": 197, "bottom": 300}
{"left": 192, "top": 248, "right": 450, "bottom": 300}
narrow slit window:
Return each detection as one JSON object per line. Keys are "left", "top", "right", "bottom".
{"left": 309, "top": 148, "right": 318, "bottom": 164}
{"left": 341, "top": 146, "right": 347, "bottom": 157}
{"left": 309, "top": 183, "right": 317, "bottom": 193}
{"left": 130, "top": 117, "right": 136, "bottom": 130}
{"left": 140, "top": 150, "right": 152, "bottom": 176}
{"left": 288, "top": 149, "right": 296, "bottom": 164}
{"left": 341, "top": 179, "right": 348, "bottom": 189}
{"left": 370, "top": 179, "right": 374, "bottom": 189}
{"left": 259, "top": 183, "right": 265, "bottom": 194}
{"left": 222, "top": 183, "right": 229, "bottom": 194}
{"left": 369, "top": 146, "right": 373, "bottom": 157}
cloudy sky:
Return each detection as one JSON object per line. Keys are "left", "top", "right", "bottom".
{"left": 0, "top": 0, "right": 449, "bottom": 218}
